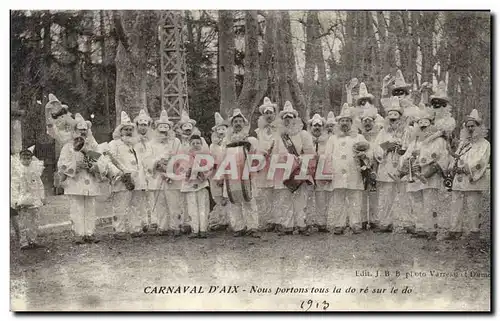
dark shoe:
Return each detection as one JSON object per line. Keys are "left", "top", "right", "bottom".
{"left": 263, "top": 223, "right": 276, "bottom": 232}
{"left": 404, "top": 226, "right": 416, "bottom": 234}
{"left": 150, "top": 223, "right": 158, "bottom": 230}
{"left": 181, "top": 225, "right": 192, "bottom": 235}
{"left": 318, "top": 225, "right": 330, "bottom": 233}
{"left": 142, "top": 225, "right": 149, "bottom": 233}
{"left": 85, "top": 235, "right": 100, "bottom": 244}
{"left": 373, "top": 226, "right": 392, "bottom": 233}
{"left": 131, "top": 232, "right": 143, "bottom": 238}
{"left": 233, "top": 230, "right": 246, "bottom": 237}
{"left": 74, "top": 236, "right": 85, "bottom": 244}
{"left": 299, "top": 228, "right": 310, "bottom": 236}
{"left": 362, "top": 222, "right": 368, "bottom": 230}
{"left": 352, "top": 227, "right": 362, "bottom": 234}
{"left": 173, "top": 230, "right": 182, "bottom": 238}
{"left": 412, "top": 231, "right": 429, "bottom": 238}
{"left": 20, "top": 244, "right": 31, "bottom": 250}
{"left": 199, "top": 232, "right": 208, "bottom": 239}
{"left": 114, "top": 233, "right": 129, "bottom": 240}
{"left": 278, "top": 228, "right": 293, "bottom": 236}
{"left": 333, "top": 227, "right": 344, "bottom": 235}
{"left": 188, "top": 233, "right": 199, "bottom": 239}
{"left": 247, "top": 229, "right": 261, "bottom": 238}
{"left": 427, "top": 232, "right": 438, "bottom": 240}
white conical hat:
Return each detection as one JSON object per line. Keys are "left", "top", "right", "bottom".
{"left": 418, "top": 103, "right": 434, "bottom": 121}
{"left": 134, "top": 109, "right": 152, "bottom": 125}
{"left": 48, "top": 93, "right": 60, "bottom": 103}
{"left": 229, "top": 108, "right": 248, "bottom": 124}
{"left": 360, "top": 106, "right": 379, "bottom": 120}
{"left": 74, "top": 113, "right": 89, "bottom": 130}
{"left": 45, "top": 93, "right": 62, "bottom": 110}
{"left": 258, "top": 97, "right": 278, "bottom": 114}
{"left": 156, "top": 109, "right": 173, "bottom": 126}
{"left": 212, "top": 112, "right": 228, "bottom": 130}
{"left": 308, "top": 113, "right": 326, "bottom": 126}
{"left": 27, "top": 145, "right": 35, "bottom": 153}
{"left": 393, "top": 69, "right": 411, "bottom": 89}
{"left": 385, "top": 96, "right": 403, "bottom": 115}
{"left": 326, "top": 111, "right": 336, "bottom": 124}
{"left": 61, "top": 104, "right": 69, "bottom": 110}
{"left": 403, "top": 103, "right": 422, "bottom": 120}
{"left": 279, "top": 101, "right": 299, "bottom": 118}
{"left": 177, "top": 110, "right": 196, "bottom": 127}
{"left": 356, "top": 82, "right": 374, "bottom": 105}
{"left": 336, "top": 103, "right": 353, "bottom": 120}
{"left": 430, "top": 80, "right": 449, "bottom": 102}
{"left": 465, "top": 109, "right": 481, "bottom": 124}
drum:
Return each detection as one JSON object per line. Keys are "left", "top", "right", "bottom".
{"left": 224, "top": 142, "right": 252, "bottom": 204}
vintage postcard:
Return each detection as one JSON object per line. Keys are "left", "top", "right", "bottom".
{"left": 10, "top": 9, "right": 491, "bottom": 311}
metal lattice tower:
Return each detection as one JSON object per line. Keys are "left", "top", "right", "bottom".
{"left": 159, "top": 11, "right": 189, "bottom": 120}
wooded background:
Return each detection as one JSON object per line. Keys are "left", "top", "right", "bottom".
{"left": 11, "top": 10, "right": 491, "bottom": 150}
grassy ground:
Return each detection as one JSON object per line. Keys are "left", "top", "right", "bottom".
{"left": 10, "top": 190, "right": 491, "bottom": 311}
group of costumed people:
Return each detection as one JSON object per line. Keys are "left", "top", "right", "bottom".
{"left": 10, "top": 69, "right": 490, "bottom": 249}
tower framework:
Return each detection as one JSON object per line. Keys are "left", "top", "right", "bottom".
{"left": 159, "top": 11, "right": 189, "bottom": 120}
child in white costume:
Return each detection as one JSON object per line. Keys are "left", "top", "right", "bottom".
{"left": 11, "top": 146, "right": 45, "bottom": 250}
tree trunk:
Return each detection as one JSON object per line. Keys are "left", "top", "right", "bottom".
{"left": 100, "top": 10, "right": 112, "bottom": 134}
{"left": 218, "top": 10, "right": 237, "bottom": 119}
{"left": 114, "top": 10, "right": 149, "bottom": 125}
{"left": 237, "top": 11, "right": 260, "bottom": 118}
{"left": 419, "top": 11, "right": 436, "bottom": 84}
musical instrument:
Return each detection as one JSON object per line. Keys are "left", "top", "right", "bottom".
{"left": 281, "top": 134, "right": 309, "bottom": 193}
{"left": 353, "top": 141, "right": 377, "bottom": 191}
{"left": 224, "top": 140, "right": 253, "bottom": 203}
{"left": 443, "top": 142, "right": 472, "bottom": 191}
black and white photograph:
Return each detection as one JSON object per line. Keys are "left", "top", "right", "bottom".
{"left": 9, "top": 8, "right": 491, "bottom": 311}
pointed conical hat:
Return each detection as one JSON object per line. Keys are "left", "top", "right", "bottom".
{"left": 259, "top": 97, "right": 278, "bottom": 114}
{"left": 429, "top": 81, "right": 449, "bottom": 102}
{"left": 385, "top": 96, "right": 403, "bottom": 115}
{"left": 212, "top": 112, "right": 228, "bottom": 130}
{"left": 326, "top": 111, "right": 336, "bottom": 124}
{"left": 279, "top": 101, "right": 299, "bottom": 118}
{"left": 156, "top": 109, "right": 172, "bottom": 126}
{"left": 393, "top": 69, "right": 411, "bottom": 89}
{"left": 356, "top": 82, "right": 374, "bottom": 105}
{"left": 177, "top": 110, "right": 196, "bottom": 127}
{"left": 360, "top": 106, "right": 378, "bottom": 120}
{"left": 74, "top": 113, "right": 89, "bottom": 130}
{"left": 308, "top": 113, "right": 326, "bottom": 125}
{"left": 134, "top": 109, "right": 152, "bottom": 125}
{"left": 418, "top": 104, "right": 434, "bottom": 121}
{"left": 229, "top": 108, "right": 248, "bottom": 124}
{"left": 465, "top": 109, "right": 481, "bottom": 124}
{"left": 336, "top": 103, "right": 353, "bottom": 120}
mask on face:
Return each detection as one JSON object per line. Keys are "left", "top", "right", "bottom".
{"left": 157, "top": 123, "right": 170, "bottom": 133}
{"left": 216, "top": 126, "right": 227, "bottom": 136}
{"left": 418, "top": 118, "right": 431, "bottom": 130}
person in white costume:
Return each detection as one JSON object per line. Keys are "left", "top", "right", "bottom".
{"left": 254, "top": 97, "right": 279, "bottom": 231}
{"left": 133, "top": 109, "right": 155, "bottom": 229}
{"left": 444, "top": 109, "right": 489, "bottom": 240}
{"left": 208, "top": 112, "right": 230, "bottom": 231}
{"left": 325, "top": 104, "right": 369, "bottom": 234}
{"left": 147, "top": 109, "right": 183, "bottom": 236}
{"left": 57, "top": 114, "right": 102, "bottom": 244}
{"left": 358, "top": 105, "right": 382, "bottom": 229}
{"left": 324, "top": 111, "right": 337, "bottom": 136}
{"left": 108, "top": 111, "right": 149, "bottom": 239}
{"left": 399, "top": 105, "right": 451, "bottom": 239}
{"left": 222, "top": 109, "right": 260, "bottom": 238}
{"left": 372, "top": 97, "right": 410, "bottom": 233}
{"left": 271, "top": 101, "right": 315, "bottom": 236}
{"left": 305, "top": 113, "right": 330, "bottom": 233}
{"left": 11, "top": 146, "right": 46, "bottom": 250}
{"left": 181, "top": 134, "right": 213, "bottom": 238}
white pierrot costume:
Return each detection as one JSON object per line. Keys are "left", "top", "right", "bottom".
{"left": 400, "top": 105, "right": 451, "bottom": 235}
{"left": 223, "top": 108, "right": 260, "bottom": 234}
{"left": 176, "top": 110, "right": 208, "bottom": 149}
{"left": 371, "top": 96, "right": 411, "bottom": 230}
{"left": 448, "top": 109, "right": 490, "bottom": 235}
{"left": 306, "top": 113, "right": 330, "bottom": 228}
{"left": 108, "top": 111, "right": 149, "bottom": 235}
{"left": 271, "top": 101, "right": 315, "bottom": 232}
{"left": 325, "top": 111, "right": 337, "bottom": 136}
{"left": 380, "top": 69, "right": 414, "bottom": 110}
{"left": 254, "top": 98, "right": 280, "bottom": 229}
{"left": 430, "top": 80, "right": 456, "bottom": 137}
{"left": 324, "top": 104, "right": 368, "bottom": 231}
{"left": 208, "top": 112, "right": 230, "bottom": 229}
{"left": 45, "top": 94, "right": 74, "bottom": 153}
{"left": 57, "top": 114, "right": 101, "bottom": 239}
{"left": 146, "top": 109, "right": 183, "bottom": 232}
{"left": 11, "top": 145, "right": 45, "bottom": 248}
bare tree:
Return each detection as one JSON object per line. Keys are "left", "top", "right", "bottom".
{"left": 217, "top": 10, "right": 236, "bottom": 118}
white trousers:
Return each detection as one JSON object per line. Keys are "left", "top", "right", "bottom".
{"left": 327, "top": 189, "right": 363, "bottom": 229}
{"left": 18, "top": 207, "right": 39, "bottom": 247}
{"left": 145, "top": 190, "right": 156, "bottom": 225}
{"left": 150, "top": 189, "right": 183, "bottom": 232}
{"left": 450, "top": 191, "right": 482, "bottom": 234}
{"left": 254, "top": 187, "right": 275, "bottom": 228}
{"left": 409, "top": 189, "right": 438, "bottom": 233}
{"left": 306, "top": 190, "right": 329, "bottom": 226}
{"left": 69, "top": 195, "right": 96, "bottom": 237}
{"left": 361, "top": 190, "right": 378, "bottom": 225}
{"left": 208, "top": 203, "right": 229, "bottom": 228}
{"left": 375, "top": 182, "right": 411, "bottom": 228}
{"left": 112, "top": 191, "right": 147, "bottom": 234}
{"left": 228, "top": 198, "right": 259, "bottom": 232}
{"left": 185, "top": 189, "right": 210, "bottom": 233}
{"left": 274, "top": 185, "right": 308, "bottom": 229}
